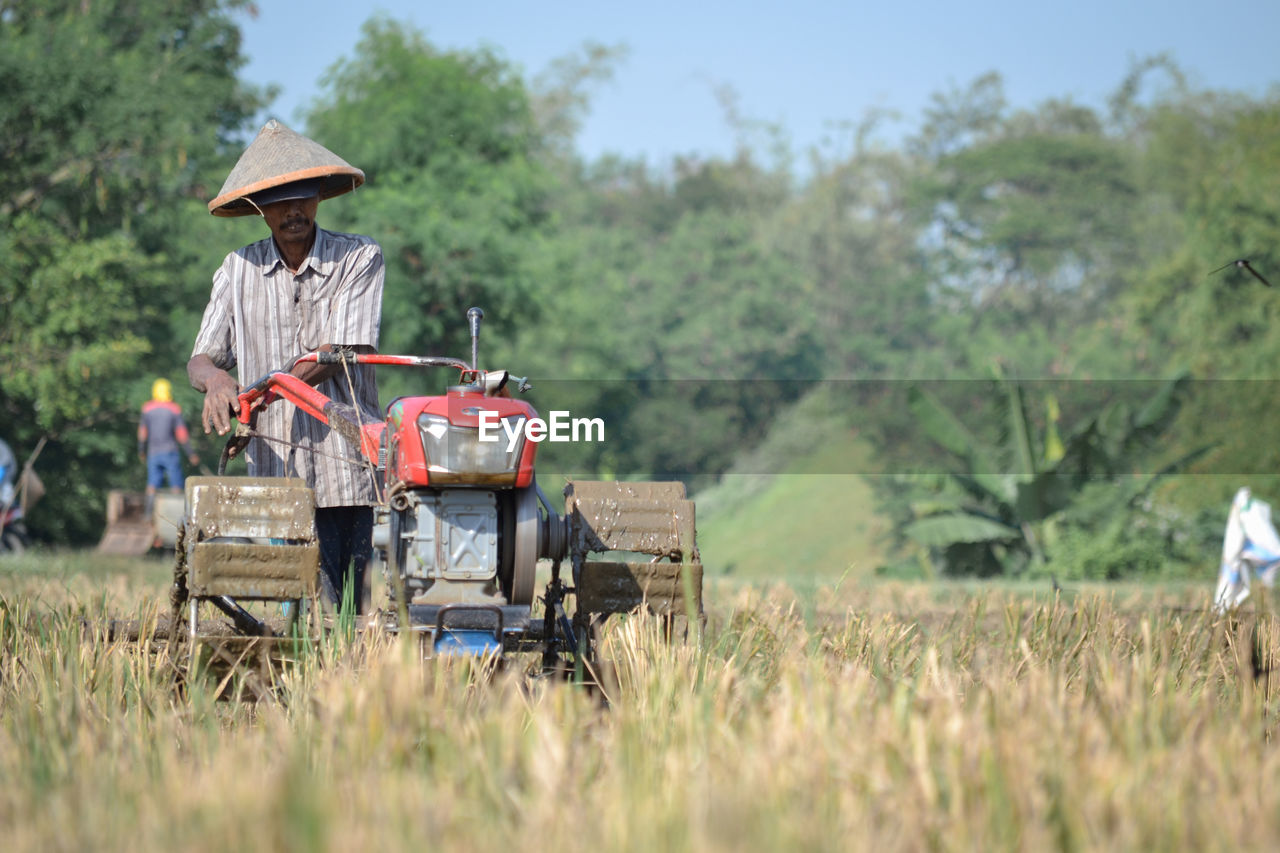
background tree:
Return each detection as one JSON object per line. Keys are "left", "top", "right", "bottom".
{"left": 908, "top": 80, "right": 1144, "bottom": 377}
{"left": 302, "top": 17, "right": 554, "bottom": 380}
{"left": 1112, "top": 77, "right": 1280, "bottom": 516}
{"left": 896, "top": 373, "right": 1205, "bottom": 577}
{"left": 0, "top": 0, "right": 264, "bottom": 541}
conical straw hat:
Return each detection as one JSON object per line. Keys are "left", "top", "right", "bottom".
{"left": 208, "top": 119, "right": 365, "bottom": 217}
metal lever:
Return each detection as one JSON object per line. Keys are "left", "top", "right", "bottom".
{"left": 467, "top": 307, "right": 483, "bottom": 370}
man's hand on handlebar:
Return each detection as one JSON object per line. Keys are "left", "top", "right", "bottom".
{"left": 201, "top": 372, "right": 240, "bottom": 437}
{"left": 188, "top": 354, "right": 241, "bottom": 438}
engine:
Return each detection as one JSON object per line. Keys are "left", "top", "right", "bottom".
{"left": 389, "top": 489, "right": 500, "bottom": 604}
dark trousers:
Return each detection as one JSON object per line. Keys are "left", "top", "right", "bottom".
{"left": 315, "top": 506, "right": 373, "bottom": 614}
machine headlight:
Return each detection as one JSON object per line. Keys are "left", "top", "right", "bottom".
{"left": 417, "top": 414, "right": 524, "bottom": 483}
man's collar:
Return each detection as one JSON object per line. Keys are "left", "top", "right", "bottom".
{"left": 296, "top": 226, "right": 325, "bottom": 276}
{"left": 264, "top": 226, "right": 326, "bottom": 276}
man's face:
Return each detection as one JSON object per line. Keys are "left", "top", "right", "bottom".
{"left": 261, "top": 195, "right": 319, "bottom": 250}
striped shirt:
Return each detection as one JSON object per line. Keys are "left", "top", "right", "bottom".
{"left": 192, "top": 227, "right": 383, "bottom": 507}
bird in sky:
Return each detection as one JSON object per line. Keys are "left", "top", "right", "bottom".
{"left": 1210, "top": 258, "right": 1273, "bottom": 287}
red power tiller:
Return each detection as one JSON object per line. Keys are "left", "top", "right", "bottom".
{"left": 188, "top": 308, "right": 701, "bottom": 664}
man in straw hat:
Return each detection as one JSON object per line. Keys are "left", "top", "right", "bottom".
{"left": 188, "top": 119, "right": 383, "bottom": 614}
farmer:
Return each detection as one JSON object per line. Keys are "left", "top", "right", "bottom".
{"left": 138, "top": 378, "right": 199, "bottom": 516}
{"left": 187, "top": 119, "right": 384, "bottom": 614}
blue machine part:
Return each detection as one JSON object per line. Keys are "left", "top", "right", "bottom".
{"left": 434, "top": 628, "right": 503, "bottom": 657}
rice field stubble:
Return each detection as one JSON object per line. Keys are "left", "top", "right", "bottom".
{"left": 1, "top": 552, "right": 1276, "bottom": 851}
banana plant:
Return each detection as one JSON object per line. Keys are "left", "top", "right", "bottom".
{"left": 900, "top": 369, "right": 1206, "bottom": 575}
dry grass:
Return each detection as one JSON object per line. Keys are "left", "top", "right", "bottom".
{"left": 1, "top": 553, "right": 1277, "bottom": 851}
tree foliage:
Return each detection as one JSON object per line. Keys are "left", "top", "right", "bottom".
{"left": 897, "top": 373, "right": 1206, "bottom": 576}
{"left": 6, "top": 11, "right": 1280, "bottom": 574}
{"left": 303, "top": 18, "right": 552, "bottom": 365}
{"left": 0, "top": 0, "right": 263, "bottom": 540}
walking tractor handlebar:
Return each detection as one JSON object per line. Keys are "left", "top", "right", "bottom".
{"left": 231, "top": 351, "right": 532, "bottom": 469}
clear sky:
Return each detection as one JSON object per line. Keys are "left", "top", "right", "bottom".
{"left": 237, "top": 0, "right": 1280, "bottom": 164}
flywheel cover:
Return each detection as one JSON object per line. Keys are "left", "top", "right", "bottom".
{"left": 510, "top": 486, "right": 538, "bottom": 606}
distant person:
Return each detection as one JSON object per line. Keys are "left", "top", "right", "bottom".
{"left": 139, "top": 378, "right": 199, "bottom": 514}
{"left": 0, "top": 437, "right": 17, "bottom": 517}
{"left": 0, "top": 436, "right": 37, "bottom": 553}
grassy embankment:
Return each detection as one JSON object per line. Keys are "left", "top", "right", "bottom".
{"left": 694, "top": 397, "right": 891, "bottom": 593}
{"left": 0, "top": 547, "right": 1270, "bottom": 851}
